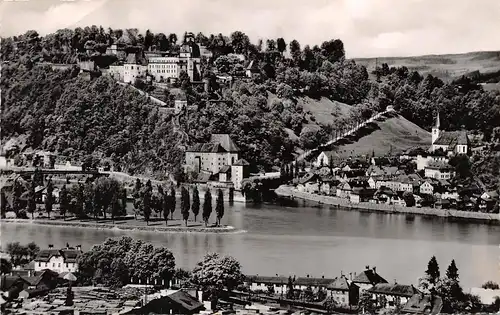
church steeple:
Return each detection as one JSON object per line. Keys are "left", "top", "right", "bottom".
{"left": 431, "top": 112, "right": 440, "bottom": 145}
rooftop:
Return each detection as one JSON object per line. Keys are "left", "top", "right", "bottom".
{"left": 352, "top": 268, "right": 387, "bottom": 285}
{"left": 368, "top": 283, "right": 420, "bottom": 297}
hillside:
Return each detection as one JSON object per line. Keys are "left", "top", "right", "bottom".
{"left": 354, "top": 51, "right": 500, "bottom": 82}
{"left": 297, "top": 96, "right": 352, "bottom": 125}
{"left": 321, "top": 113, "right": 431, "bottom": 158}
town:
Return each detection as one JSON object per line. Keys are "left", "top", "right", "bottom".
{"left": 1, "top": 1, "right": 500, "bottom": 314}
{"left": 1, "top": 238, "right": 499, "bottom": 314}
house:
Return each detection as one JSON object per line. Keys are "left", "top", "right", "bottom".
{"left": 366, "top": 165, "right": 400, "bottom": 177}
{"left": 315, "top": 151, "right": 342, "bottom": 168}
{"left": 0, "top": 275, "right": 30, "bottom": 300}
{"left": 22, "top": 269, "right": 60, "bottom": 292}
{"left": 34, "top": 245, "right": 82, "bottom": 273}
{"left": 424, "top": 163, "right": 455, "bottom": 180}
{"left": 245, "top": 60, "right": 260, "bottom": 78}
{"left": 374, "top": 186, "right": 397, "bottom": 204}
{"left": 319, "top": 175, "right": 337, "bottom": 195}
{"left": 293, "top": 276, "right": 336, "bottom": 291}
{"left": 481, "top": 190, "right": 499, "bottom": 202}
{"left": 350, "top": 188, "right": 375, "bottom": 204}
{"left": 352, "top": 266, "right": 387, "bottom": 292}
{"left": 431, "top": 113, "right": 470, "bottom": 155}
{"left": 123, "top": 290, "right": 204, "bottom": 315}
{"left": 420, "top": 180, "right": 434, "bottom": 195}
{"left": 174, "top": 94, "right": 188, "bottom": 114}
{"left": 402, "top": 293, "right": 443, "bottom": 314}
{"left": 336, "top": 182, "right": 352, "bottom": 198}
{"left": 245, "top": 275, "right": 289, "bottom": 295}
{"left": 185, "top": 134, "right": 248, "bottom": 190}
{"left": 123, "top": 52, "right": 148, "bottom": 84}
{"left": 147, "top": 34, "right": 202, "bottom": 82}
{"left": 416, "top": 153, "right": 449, "bottom": 171}
{"left": 368, "top": 283, "right": 421, "bottom": 309}
{"left": 326, "top": 276, "right": 359, "bottom": 307}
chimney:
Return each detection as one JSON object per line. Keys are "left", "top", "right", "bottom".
{"left": 340, "top": 271, "right": 343, "bottom": 277}
{"left": 48, "top": 244, "right": 53, "bottom": 249}
{"left": 66, "top": 243, "right": 70, "bottom": 249}
{"left": 307, "top": 274, "right": 309, "bottom": 278}
{"left": 76, "top": 245, "right": 82, "bottom": 251}
{"left": 373, "top": 266, "right": 376, "bottom": 274}
{"left": 365, "top": 265, "right": 370, "bottom": 270}
{"left": 349, "top": 272, "right": 353, "bottom": 281}
{"left": 322, "top": 275, "right": 324, "bottom": 279}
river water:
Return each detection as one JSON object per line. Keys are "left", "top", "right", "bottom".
{"left": 1, "top": 199, "right": 499, "bottom": 289}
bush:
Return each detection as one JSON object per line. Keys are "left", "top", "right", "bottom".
{"left": 482, "top": 281, "right": 500, "bottom": 290}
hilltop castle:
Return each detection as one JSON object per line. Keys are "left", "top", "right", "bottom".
{"left": 431, "top": 113, "right": 470, "bottom": 155}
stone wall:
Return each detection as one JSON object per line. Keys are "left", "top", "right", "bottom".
{"left": 276, "top": 186, "right": 499, "bottom": 223}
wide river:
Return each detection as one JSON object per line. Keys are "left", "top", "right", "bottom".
{"left": 1, "top": 199, "right": 499, "bottom": 289}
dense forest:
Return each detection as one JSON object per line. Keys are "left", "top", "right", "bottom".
{"left": 1, "top": 26, "right": 500, "bottom": 180}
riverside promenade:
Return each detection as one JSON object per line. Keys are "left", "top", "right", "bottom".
{"left": 275, "top": 185, "right": 500, "bottom": 224}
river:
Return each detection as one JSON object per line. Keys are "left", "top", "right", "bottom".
{"left": 1, "top": 199, "right": 499, "bottom": 289}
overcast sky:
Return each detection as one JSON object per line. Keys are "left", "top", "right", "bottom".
{"left": 1, "top": 0, "right": 499, "bottom": 58}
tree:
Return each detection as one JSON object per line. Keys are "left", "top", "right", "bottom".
{"left": 26, "top": 242, "right": 40, "bottom": 261}
{"left": 77, "top": 236, "right": 176, "bottom": 287}
{"left": 1, "top": 190, "right": 7, "bottom": 217}
{"left": 142, "top": 185, "right": 152, "bottom": 225}
{"left": 482, "top": 281, "right": 500, "bottom": 289}
{"left": 191, "top": 253, "right": 243, "bottom": 294}
{"left": 59, "top": 184, "right": 69, "bottom": 220}
{"left": 202, "top": 189, "right": 212, "bottom": 226}
{"left": 132, "top": 179, "right": 142, "bottom": 220}
{"left": 192, "top": 186, "right": 200, "bottom": 222}
{"left": 426, "top": 256, "right": 440, "bottom": 285}
{"left": 402, "top": 191, "right": 415, "bottom": 207}
{"left": 181, "top": 187, "right": 190, "bottom": 226}
{"left": 276, "top": 38, "right": 287, "bottom": 55}
{"left": 168, "top": 33, "right": 177, "bottom": 45}
{"left": 0, "top": 258, "right": 12, "bottom": 274}
{"left": 6, "top": 242, "right": 29, "bottom": 267}
{"left": 45, "top": 178, "right": 54, "bottom": 219}
{"left": 162, "top": 187, "right": 170, "bottom": 226}
{"left": 215, "top": 189, "right": 224, "bottom": 226}
{"left": 27, "top": 180, "right": 36, "bottom": 219}
{"left": 446, "top": 259, "right": 459, "bottom": 281}
{"left": 169, "top": 186, "right": 176, "bottom": 220}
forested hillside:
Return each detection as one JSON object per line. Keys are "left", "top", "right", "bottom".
{"left": 1, "top": 63, "right": 183, "bottom": 177}
{"left": 1, "top": 27, "right": 500, "bottom": 181}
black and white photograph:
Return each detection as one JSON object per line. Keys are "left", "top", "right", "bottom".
{"left": 0, "top": 0, "right": 499, "bottom": 314}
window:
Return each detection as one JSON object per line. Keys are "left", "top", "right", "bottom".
{"left": 52, "top": 263, "right": 55, "bottom": 267}
{"left": 58, "top": 263, "right": 61, "bottom": 267}
{"left": 39, "top": 262, "right": 42, "bottom": 267}
{"left": 66, "top": 263, "right": 69, "bottom": 267}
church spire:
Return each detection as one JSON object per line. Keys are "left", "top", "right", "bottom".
{"left": 434, "top": 112, "right": 440, "bottom": 129}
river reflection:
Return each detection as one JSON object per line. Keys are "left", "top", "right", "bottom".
{"left": 1, "top": 199, "right": 499, "bottom": 289}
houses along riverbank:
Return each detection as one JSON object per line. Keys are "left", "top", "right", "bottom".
{"left": 275, "top": 185, "right": 500, "bottom": 224}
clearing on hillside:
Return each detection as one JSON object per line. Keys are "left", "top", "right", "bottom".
{"left": 322, "top": 113, "right": 431, "bottom": 158}
{"left": 298, "top": 96, "right": 352, "bottom": 125}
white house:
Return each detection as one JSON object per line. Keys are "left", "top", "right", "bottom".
{"left": 424, "top": 164, "right": 455, "bottom": 180}
{"left": 368, "top": 283, "right": 421, "bottom": 309}
{"left": 34, "top": 245, "right": 82, "bottom": 273}
{"left": 420, "top": 181, "right": 434, "bottom": 195}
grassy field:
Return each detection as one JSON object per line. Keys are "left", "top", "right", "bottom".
{"left": 298, "top": 96, "right": 352, "bottom": 125}
{"left": 319, "top": 113, "right": 430, "bottom": 158}
{"left": 354, "top": 50, "right": 500, "bottom": 82}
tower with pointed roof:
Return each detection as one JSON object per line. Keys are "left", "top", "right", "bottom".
{"left": 431, "top": 112, "right": 440, "bottom": 145}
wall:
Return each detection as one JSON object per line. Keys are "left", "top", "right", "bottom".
{"left": 35, "top": 257, "right": 78, "bottom": 273}
{"left": 275, "top": 186, "right": 499, "bottom": 222}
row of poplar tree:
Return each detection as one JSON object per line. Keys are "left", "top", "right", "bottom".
{"left": 131, "top": 179, "right": 225, "bottom": 227}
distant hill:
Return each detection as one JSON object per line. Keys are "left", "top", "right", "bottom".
{"left": 316, "top": 113, "right": 431, "bottom": 158}
{"left": 354, "top": 51, "right": 500, "bottom": 82}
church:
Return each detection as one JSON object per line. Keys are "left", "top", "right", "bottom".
{"left": 431, "top": 113, "right": 470, "bottom": 155}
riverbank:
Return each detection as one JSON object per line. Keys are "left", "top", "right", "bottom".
{"left": 275, "top": 185, "right": 500, "bottom": 224}
{"left": 0, "top": 218, "right": 242, "bottom": 234}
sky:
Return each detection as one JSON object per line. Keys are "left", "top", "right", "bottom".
{"left": 1, "top": 0, "right": 499, "bottom": 58}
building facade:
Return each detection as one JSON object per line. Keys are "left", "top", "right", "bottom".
{"left": 431, "top": 113, "right": 470, "bottom": 155}
{"left": 34, "top": 246, "right": 82, "bottom": 273}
